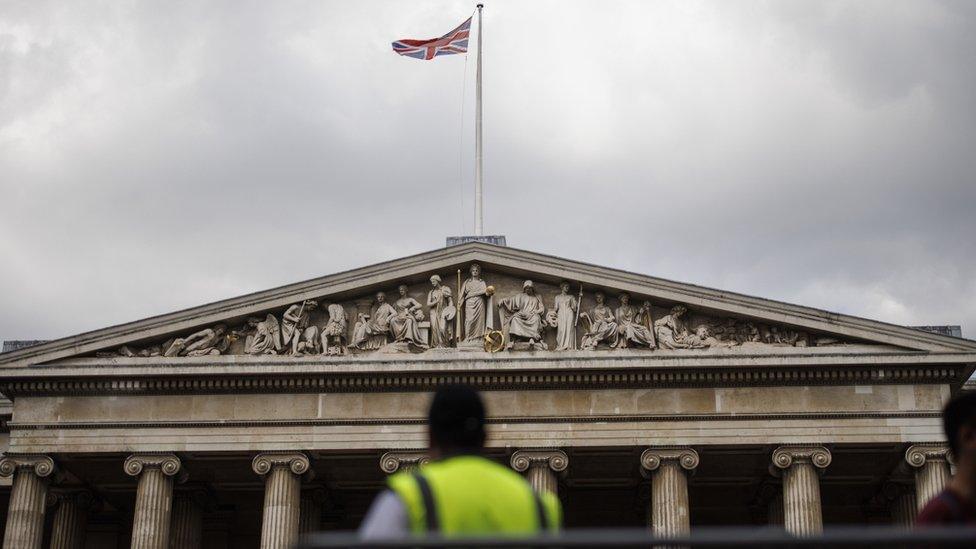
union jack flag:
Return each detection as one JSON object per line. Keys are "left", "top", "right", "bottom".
{"left": 392, "top": 17, "right": 472, "bottom": 60}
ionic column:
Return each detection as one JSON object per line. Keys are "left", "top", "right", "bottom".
{"left": 640, "top": 447, "right": 699, "bottom": 537}
{"left": 124, "top": 453, "right": 183, "bottom": 549}
{"left": 48, "top": 490, "right": 94, "bottom": 549}
{"left": 379, "top": 451, "right": 429, "bottom": 475}
{"left": 771, "top": 445, "right": 831, "bottom": 536}
{"left": 252, "top": 452, "right": 311, "bottom": 549}
{"left": 0, "top": 454, "right": 56, "bottom": 549}
{"left": 299, "top": 487, "right": 326, "bottom": 536}
{"left": 905, "top": 444, "right": 951, "bottom": 512}
{"left": 170, "top": 485, "right": 214, "bottom": 549}
{"left": 882, "top": 482, "right": 917, "bottom": 528}
{"left": 510, "top": 450, "right": 568, "bottom": 495}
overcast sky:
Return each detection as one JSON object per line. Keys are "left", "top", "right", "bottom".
{"left": 1, "top": 0, "right": 974, "bottom": 341}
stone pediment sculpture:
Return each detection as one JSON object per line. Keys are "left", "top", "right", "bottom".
{"left": 2, "top": 243, "right": 974, "bottom": 367}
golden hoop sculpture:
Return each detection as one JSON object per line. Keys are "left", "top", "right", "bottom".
{"left": 484, "top": 330, "right": 505, "bottom": 353}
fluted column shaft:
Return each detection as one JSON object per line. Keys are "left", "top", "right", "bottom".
{"left": 891, "top": 492, "right": 917, "bottom": 527}
{"left": 253, "top": 453, "right": 310, "bottom": 549}
{"left": 49, "top": 491, "right": 93, "bottom": 549}
{"left": 511, "top": 450, "right": 568, "bottom": 496}
{"left": 0, "top": 455, "right": 56, "bottom": 549}
{"left": 905, "top": 444, "right": 952, "bottom": 511}
{"left": 125, "top": 454, "right": 183, "bottom": 549}
{"left": 783, "top": 461, "right": 821, "bottom": 534}
{"left": 652, "top": 461, "right": 690, "bottom": 535}
{"left": 169, "top": 494, "right": 203, "bottom": 549}
{"left": 771, "top": 446, "right": 831, "bottom": 536}
{"left": 298, "top": 488, "right": 325, "bottom": 536}
{"left": 640, "top": 447, "right": 699, "bottom": 537}
{"left": 260, "top": 468, "right": 300, "bottom": 549}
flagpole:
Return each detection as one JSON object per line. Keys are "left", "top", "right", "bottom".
{"left": 474, "top": 3, "right": 484, "bottom": 236}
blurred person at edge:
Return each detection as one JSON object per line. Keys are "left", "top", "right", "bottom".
{"left": 916, "top": 391, "right": 976, "bottom": 525}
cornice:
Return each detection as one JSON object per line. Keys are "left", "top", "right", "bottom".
{"left": 0, "top": 354, "right": 965, "bottom": 397}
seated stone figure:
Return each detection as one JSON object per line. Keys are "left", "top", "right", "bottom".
{"left": 351, "top": 292, "right": 396, "bottom": 350}
{"left": 654, "top": 305, "right": 708, "bottom": 350}
{"left": 245, "top": 315, "right": 282, "bottom": 355}
{"left": 390, "top": 285, "right": 427, "bottom": 349}
{"left": 579, "top": 292, "right": 619, "bottom": 350}
{"left": 499, "top": 280, "right": 547, "bottom": 350}
{"left": 614, "top": 294, "right": 656, "bottom": 349}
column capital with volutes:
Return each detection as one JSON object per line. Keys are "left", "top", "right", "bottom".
{"left": 510, "top": 449, "right": 569, "bottom": 474}
{"left": 905, "top": 444, "right": 951, "bottom": 468}
{"left": 252, "top": 452, "right": 311, "bottom": 477}
{"left": 0, "top": 453, "right": 56, "bottom": 479}
{"left": 640, "top": 447, "right": 699, "bottom": 474}
{"left": 379, "top": 451, "right": 430, "bottom": 474}
{"left": 771, "top": 445, "right": 832, "bottom": 472}
{"left": 124, "top": 453, "right": 183, "bottom": 478}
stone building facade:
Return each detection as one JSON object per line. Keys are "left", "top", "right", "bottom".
{"left": 0, "top": 243, "right": 973, "bottom": 548}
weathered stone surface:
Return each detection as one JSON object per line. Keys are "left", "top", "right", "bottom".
{"left": 771, "top": 445, "right": 831, "bottom": 536}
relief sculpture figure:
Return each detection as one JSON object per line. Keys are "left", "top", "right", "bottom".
{"left": 459, "top": 263, "right": 490, "bottom": 342}
{"left": 244, "top": 315, "right": 281, "bottom": 355}
{"left": 427, "top": 275, "right": 455, "bottom": 348}
{"left": 281, "top": 300, "right": 320, "bottom": 355}
{"left": 390, "top": 284, "right": 428, "bottom": 348}
{"left": 499, "top": 280, "right": 547, "bottom": 350}
{"left": 164, "top": 324, "right": 230, "bottom": 357}
{"left": 351, "top": 292, "right": 396, "bottom": 350}
{"left": 579, "top": 292, "right": 619, "bottom": 350}
{"left": 548, "top": 281, "right": 578, "bottom": 351}
{"left": 654, "top": 305, "right": 708, "bottom": 349}
{"left": 614, "top": 293, "right": 656, "bottom": 349}
{"left": 320, "top": 303, "right": 348, "bottom": 355}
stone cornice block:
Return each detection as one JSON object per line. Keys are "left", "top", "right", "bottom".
{"left": 640, "top": 447, "right": 700, "bottom": 473}
{"left": 510, "top": 449, "right": 569, "bottom": 473}
{"left": 905, "top": 443, "right": 951, "bottom": 468}
{"left": 0, "top": 453, "right": 56, "bottom": 478}
{"left": 252, "top": 452, "right": 311, "bottom": 477}
{"left": 771, "top": 445, "right": 832, "bottom": 471}
{"left": 123, "top": 453, "right": 182, "bottom": 477}
{"left": 379, "top": 451, "right": 429, "bottom": 474}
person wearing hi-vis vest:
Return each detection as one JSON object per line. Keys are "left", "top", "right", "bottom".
{"left": 359, "top": 384, "right": 562, "bottom": 538}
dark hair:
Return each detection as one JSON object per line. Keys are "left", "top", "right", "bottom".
{"left": 943, "top": 391, "right": 976, "bottom": 457}
{"left": 428, "top": 384, "right": 486, "bottom": 452}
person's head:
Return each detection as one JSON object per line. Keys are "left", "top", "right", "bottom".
{"left": 523, "top": 280, "right": 535, "bottom": 295}
{"left": 560, "top": 281, "right": 570, "bottom": 294}
{"left": 398, "top": 284, "right": 408, "bottom": 296}
{"left": 427, "top": 384, "right": 486, "bottom": 457}
{"left": 375, "top": 291, "right": 386, "bottom": 303}
{"left": 470, "top": 263, "right": 481, "bottom": 277}
{"left": 214, "top": 324, "right": 227, "bottom": 335}
{"left": 671, "top": 305, "right": 687, "bottom": 318}
{"left": 430, "top": 274, "right": 441, "bottom": 287}
{"left": 595, "top": 291, "right": 605, "bottom": 304}
{"left": 619, "top": 293, "right": 630, "bottom": 305}
{"left": 943, "top": 391, "right": 976, "bottom": 464}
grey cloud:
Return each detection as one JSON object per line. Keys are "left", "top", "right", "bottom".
{"left": 0, "top": 0, "right": 973, "bottom": 341}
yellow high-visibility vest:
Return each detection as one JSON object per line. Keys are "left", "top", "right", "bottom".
{"left": 387, "top": 454, "right": 562, "bottom": 536}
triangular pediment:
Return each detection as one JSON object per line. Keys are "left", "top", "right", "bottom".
{"left": 2, "top": 243, "right": 974, "bottom": 367}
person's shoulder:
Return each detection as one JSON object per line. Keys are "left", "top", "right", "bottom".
{"left": 916, "top": 490, "right": 961, "bottom": 526}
